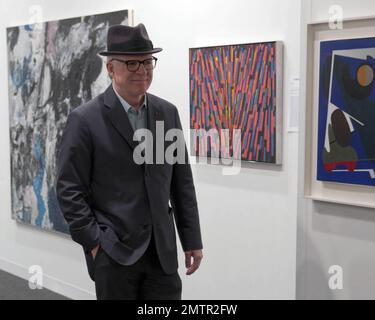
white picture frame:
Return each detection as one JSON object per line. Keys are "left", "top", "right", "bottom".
{"left": 303, "top": 16, "right": 375, "bottom": 209}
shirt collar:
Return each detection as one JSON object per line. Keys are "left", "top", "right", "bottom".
{"left": 112, "top": 83, "right": 147, "bottom": 113}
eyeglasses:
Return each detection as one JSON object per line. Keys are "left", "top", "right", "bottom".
{"left": 110, "top": 57, "right": 158, "bottom": 72}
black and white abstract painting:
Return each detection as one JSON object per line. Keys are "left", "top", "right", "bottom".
{"left": 7, "top": 9, "right": 131, "bottom": 234}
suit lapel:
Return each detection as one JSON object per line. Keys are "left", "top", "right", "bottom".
{"left": 146, "top": 93, "right": 162, "bottom": 141}
{"left": 104, "top": 86, "right": 164, "bottom": 157}
{"left": 146, "top": 93, "right": 164, "bottom": 164}
{"left": 104, "top": 85, "right": 137, "bottom": 150}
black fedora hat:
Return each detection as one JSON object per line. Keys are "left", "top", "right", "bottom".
{"left": 99, "top": 23, "right": 162, "bottom": 56}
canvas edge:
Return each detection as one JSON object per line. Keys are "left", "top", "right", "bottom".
{"left": 275, "top": 40, "right": 284, "bottom": 165}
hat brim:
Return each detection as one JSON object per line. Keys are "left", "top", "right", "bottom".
{"left": 98, "top": 48, "right": 163, "bottom": 56}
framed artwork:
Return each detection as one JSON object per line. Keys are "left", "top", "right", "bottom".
{"left": 7, "top": 9, "right": 132, "bottom": 234}
{"left": 317, "top": 37, "right": 375, "bottom": 187}
{"left": 303, "top": 17, "right": 375, "bottom": 208}
{"left": 189, "top": 41, "right": 283, "bottom": 164}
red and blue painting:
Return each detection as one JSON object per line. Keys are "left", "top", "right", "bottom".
{"left": 189, "top": 42, "right": 283, "bottom": 164}
{"left": 317, "top": 37, "right": 375, "bottom": 186}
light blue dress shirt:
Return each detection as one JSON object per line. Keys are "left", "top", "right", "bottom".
{"left": 112, "top": 84, "right": 148, "bottom": 132}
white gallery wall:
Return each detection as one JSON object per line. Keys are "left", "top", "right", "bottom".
{"left": 0, "top": 0, "right": 301, "bottom": 299}
{"left": 297, "top": 0, "right": 375, "bottom": 299}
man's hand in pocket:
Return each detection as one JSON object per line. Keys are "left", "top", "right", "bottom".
{"left": 91, "top": 245, "right": 100, "bottom": 259}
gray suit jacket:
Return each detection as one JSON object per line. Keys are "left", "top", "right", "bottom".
{"left": 56, "top": 85, "right": 202, "bottom": 280}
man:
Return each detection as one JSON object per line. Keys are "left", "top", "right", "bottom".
{"left": 56, "top": 23, "right": 203, "bottom": 300}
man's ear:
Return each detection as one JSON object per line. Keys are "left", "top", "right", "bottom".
{"left": 106, "top": 61, "right": 114, "bottom": 79}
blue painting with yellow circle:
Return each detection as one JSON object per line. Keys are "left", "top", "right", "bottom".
{"left": 317, "top": 37, "right": 375, "bottom": 186}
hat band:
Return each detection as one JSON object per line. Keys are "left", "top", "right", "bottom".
{"left": 109, "top": 39, "right": 154, "bottom": 53}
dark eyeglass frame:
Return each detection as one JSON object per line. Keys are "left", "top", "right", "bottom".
{"left": 110, "top": 57, "right": 158, "bottom": 72}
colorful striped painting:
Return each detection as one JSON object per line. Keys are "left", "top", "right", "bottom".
{"left": 189, "top": 42, "right": 283, "bottom": 164}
